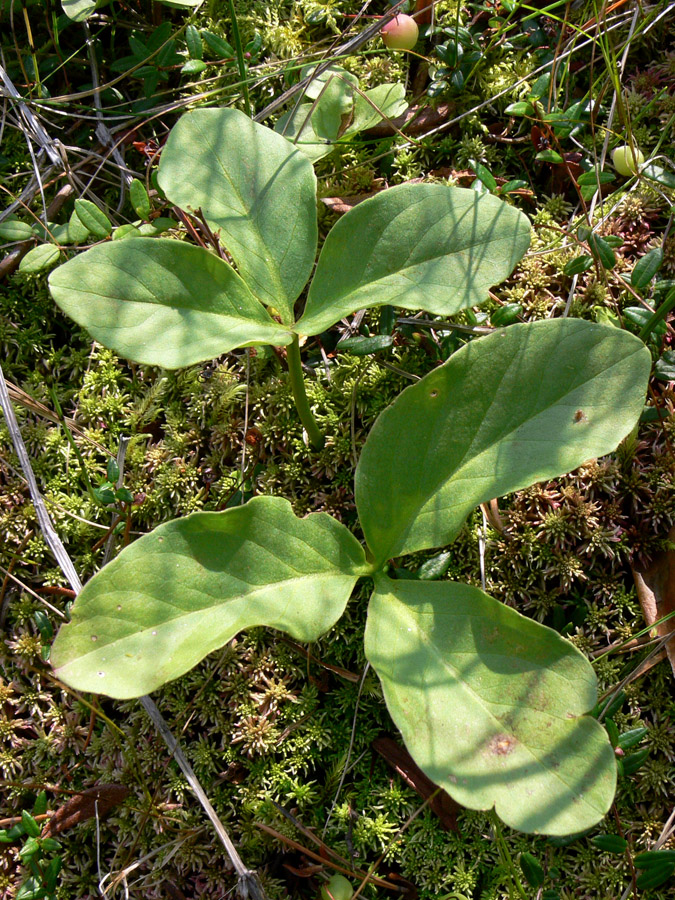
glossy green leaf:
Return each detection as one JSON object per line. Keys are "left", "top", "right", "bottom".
{"left": 19, "top": 243, "right": 61, "bottom": 273}
{"left": 73, "top": 199, "right": 112, "bottom": 238}
{"left": 202, "top": 31, "right": 235, "bottom": 59}
{"left": 520, "top": 852, "right": 545, "bottom": 887}
{"left": 587, "top": 233, "right": 615, "bottom": 270}
{"left": 0, "top": 220, "right": 35, "bottom": 241}
{"left": 505, "top": 101, "right": 534, "bottom": 116}
{"left": 631, "top": 247, "right": 663, "bottom": 290}
{"left": 51, "top": 497, "right": 367, "bottom": 697}
{"left": 591, "top": 834, "right": 628, "bottom": 853}
{"left": 185, "top": 24, "right": 203, "bottom": 59}
{"left": 536, "top": 149, "right": 564, "bottom": 164}
{"left": 181, "top": 59, "right": 207, "bottom": 75}
{"left": 617, "top": 727, "right": 648, "bottom": 750}
{"left": 67, "top": 208, "right": 90, "bottom": 243}
{"left": 48, "top": 239, "right": 292, "bottom": 368}
{"left": 472, "top": 160, "right": 497, "bottom": 193}
{"left": 577, "top": 170, "right": 615, "bottom": 186}
{"left": 563, "top": 255, "right": 594, "bottom": 276}
{"left": 365, "top": 577, "right": 616, "bottom": 835}
{"left": 642, "top": 163, "right": 675, "bottom": 189}
{"left": 297, "top": 185, "right": 530, "bottom": 336}
{"left": 157, "top": 108, "right": 317, "bottom": 324}
{"left": 655, "top": 350, "right": 675, "bottom": 381}
{"left": 338, "top": 334, "right": 393, "bottom": 356}
{"left": 356, "top": 319, "right": 650, "bottom": 563}
{"left": 129, "top": 179, "right": 151, "bottom": 220}
{"left": 635, "top": 850, "right": 675, "bottom": 868}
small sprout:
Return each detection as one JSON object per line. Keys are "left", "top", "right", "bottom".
{"left": 612, "top": 145, "right": 644, "bottom": 176}
{"left": 381, "top": 14, "right": 419, "bottom": 50}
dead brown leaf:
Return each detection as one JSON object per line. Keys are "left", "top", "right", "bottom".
{"left": 43, "top": 784, "right": 130, "bottom": 837}
{"left": 632, "top": 525, "right": 675, "bottom": 676}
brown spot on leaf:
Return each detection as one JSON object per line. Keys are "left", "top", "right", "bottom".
{"left": 488, "top": 734, "right": 517, "bottom": 756}
{"left": 573, "top": 409, "right": 588, "bottom": 424}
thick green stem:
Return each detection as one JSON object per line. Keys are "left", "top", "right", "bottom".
{"left": 286, "top": 335, "right": 325, "bottom": 450}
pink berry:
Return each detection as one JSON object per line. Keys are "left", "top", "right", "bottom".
{"left": 381, "top": 14, "right": 419, "bottom": 50}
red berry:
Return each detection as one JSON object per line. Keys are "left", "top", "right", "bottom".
{"left": 381, "top": 14, "right": 419, "bottom": 50}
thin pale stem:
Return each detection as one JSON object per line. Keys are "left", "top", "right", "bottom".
{"left": 226, "top": 0, "right": 252, "bottom": 117}
{"left": 286, "top": 335, "right": 325, "bottom": 450}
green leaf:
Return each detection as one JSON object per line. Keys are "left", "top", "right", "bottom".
{"left": 472, "top": 160, "right": 497, "bottom": 193}
{"left": 631, "top": 247, "right": 663, "bottom": 290}
{"left": 61, "top": 0, "right": 97, "bottom": 21}
{"left": 157, "top": 108, "right": 317, "bottom": 324}
{"left": 642, "top": 163, "right": 675, "bottom": 189}
{"left": 563, "top": 254, "right": 594, "bottom": 276}
{"left": 520, "top": 852, "right": 545, "bottom": 887}
{"left": 499, "top": 179, "right": 528, "bottom": 194}
{"left": 19, "top": 836, "right": 40, "bottom": 860}
{"left": 655, "top": 350, "right": 675, "bottom": 381}
{"left": 19, "top": 243, "right": 61, "bottom": 273}
{"left": 621, "top": 747, "right": 649, "bottom": 775}
{"left": 587, "top": 233, "right": 616, "bottom": 269}
{"left": 32, "top": 791, "right": 48, "bottom": 817}
{"left": 185, "top": 24, "right": 203, "bottom": 59}
{"left": 51, "top": 497, "right": 368, "bottom": 697}
{"left": 490, "top": 302, "right": 522, "bottom": 326}
{"left": 338, "top": 334, "right": 393, "bottom": 355}
{"left": 635, "top": 850, "right": 675, "bottom": 868}
{"left": 591, "top": 834, "right": 628, "bottom": 853}
{"left": 636, "top": 865, "right": 675, "bottom": 891}
{"left": 73, "top": 199, "right": 112, "bottom": 238}
{"left": 48, "top": 239, "right": 293, "bottom": 368}
{"left": 301, "top": 63, "right": 359, "bottom": 105}
{"left": 0, "top": 220, "right": 36, "bottom": 241}
{"left": 138, "top": 217, "right": 175, "bottom": 236}
{"left": 355, "top": 319, "right": 650, "bottom": 563}
{"left": 297, "top": 185, "right": 530, "bottom": 336}
{"left": 129, "top": 179, "right": 151, "bottom": 220}
{"left": 16, "top": 876, "right": 46, "bottom": 900}
{"left": 21, "top": 811, "right": 40, "bottom": 838}
{"left": 181, "top": 59, "right": 207, "bottom": 75}
{"left": 617, "top": 727, "right": 648, "bottom": 750}
{"left": 112, "top": 224, "right": 142, "bottom": 241}
{"left": 349, "top": 82, "right": 407, "bottom": 134}
{"left": 577, "top": 170, "right": 615, "bottom": 186}
{"left": 308, "top": 76, "right": 356, "bottom": 142}
{"left": 201, "top": 31, "right": 235, "bottom": 59}
{"left": 504, "top": 101, "right": 534, "bottom": 116}
{"left": 536, "top": 149, "right": 564, "bottom": 164}
{"left": 275, "top": 104, "right": 336, "bottom": 163}
{"left": 67, "top": 209, "right": 90, "bottom": 243}
{"left": 365, "top": 577, "right": 616, "bottom": 835}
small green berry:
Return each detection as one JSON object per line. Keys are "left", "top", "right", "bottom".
{"left": 320, "top": 873, "right": 353, "bottom": 900}
{"left": 612, "top": 145, "right": 644, "bottom": 176}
